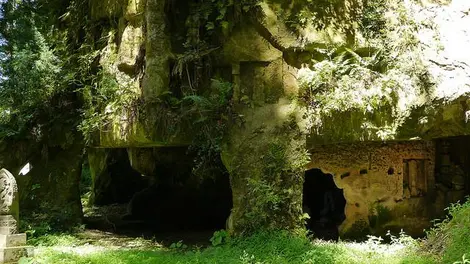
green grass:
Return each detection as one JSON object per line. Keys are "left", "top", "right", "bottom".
{"left": 19, "top": 197, "right": 470, "bottom": 264}
{"left": 19, "top": 231, "right": 435, "bottom": 264}
{"left": 23, "top": 198, "right": 470, "bottom": 264}
{"left": 30, "top": 196, "right": 470, "bottom": 264}
{"left": 424, "top": 198, "right": 470, "bottom": 264}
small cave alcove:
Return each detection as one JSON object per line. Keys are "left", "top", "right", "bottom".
{"left": 116, "top": 147, "right": 233, "bottom": 245}
{"left": 303, "top": 169, "right": 346, "bottom": 241}
{"left": 435, "top": 136, "right": 470, "bottom": 195}
{"left": 86, "top": 148, "right": 148, "bottom": 207}
{"left": 83, "top": 147, "right": 233, "bottom": 245}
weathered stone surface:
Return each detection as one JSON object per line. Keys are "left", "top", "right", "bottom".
{"left": 0, "top": 216, "right": 17, "bottom": 236}
{"left": 303, "top": 1, "right": 470, "bottom": 144}
{"left": 117, "top": 24, "right": 144, "bottom": 74}
{"left": 239, "top": 59, "right": 284, "bottom": 105}
{"left": 127, "top": 146, "right": 194, "bottom": 181}
{"left": 0, "top": 170, "right": 18, "bottom": 224}
{"left": 415, "top": 0, "right": 470, "bottom": 101}
{"left": 88, "top": 148, "right": 109, "bottom": 205}
{"left": 91, "top": 0, "right": 470, "bottom": 149}
{"left": 83, "top": 0, "right": 470, "bottom": 238}
{"left": 306, "top": 141, "right": 460, "bottom": 237}
{"left": 124, "top": 0, "right": 145, "bottom": 21}
{"left": 222, "top": 23, "right": 283, "bottom": 64}
{"left": 126, "top": 148, "right": 156, "bottom": 176}
{"left": 142, "top": 0, "right": 171, "bottom": 99}
{"left": 0, "top": 245, "right": 33, "bottom": 264}
{"left": 0, "top": 247, "right": 26, "bottom": 263}
{"left": 0, "top": 169, "right": 32, "bottom": 263}
{"left": 222, "top": 98, "right": 309, "bottom": 235}
{"left": 0, "top": 234, "right": 26, "bottom": 248}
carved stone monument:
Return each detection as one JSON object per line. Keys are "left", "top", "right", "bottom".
{"left": 0, "top": 169, "right": 31, "bottom": 263}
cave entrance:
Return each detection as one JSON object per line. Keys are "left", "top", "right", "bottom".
{"left": 303, "top": 168, "right": 346, "bottom": 240}
{"left": 84, "top": 147, "right": 233, "bottom": 245}
{"left": 118, "top": 147, "right": 233, "bottom": 245}
{"left": 435, "top": 136, "right": 470, "bottom": 194}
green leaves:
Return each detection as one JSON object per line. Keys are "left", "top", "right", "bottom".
{"left": 185, "top": 0, "right": 260, "bottom": 46}
{"left": 183, "top": 79, "right": 233, "bottom": 180}
{"left": 360, "top": 0, "right": 388, "bottom": 38}
{"left": 0, "top": 0, "right": 68, "bottom": 141}
{"left": 210, "top": 230, "right": 230, "bottom": 246}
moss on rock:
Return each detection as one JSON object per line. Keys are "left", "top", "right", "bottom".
{"left": 222, "top": 99, "right": 309, "bottom": 235}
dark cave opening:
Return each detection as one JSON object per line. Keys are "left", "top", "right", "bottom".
{"left": 84, "top": 147, "right": 233, "bottom": 245}
{"left": 303, "top": 168, "right": 346, "bottom": 241}
{"left": 435, "top": 136, "right": 470, "bottom": 194}
{"left": 124, "top": 171, "right": 233, "bottom": 233}
{"left": 92, "top": 148, "right": 148, "bottom": 206}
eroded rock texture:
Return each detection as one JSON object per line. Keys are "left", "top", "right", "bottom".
{"left": 8, "top": 0, "right": 468, "bottom": 235}
{"left": 0, "top": 169, "right": 19, "bottom": 224}
{"left": 307, "top": 140, "right": 469, "bottom": 237}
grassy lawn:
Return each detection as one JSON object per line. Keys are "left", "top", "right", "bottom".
{"left": 23, "top": 198, "right": 470, "bottom": 264}
{"left": 19, "top": 231, "right": 436, "bottom": 264}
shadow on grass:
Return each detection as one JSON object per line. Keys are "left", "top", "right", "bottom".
{"left": 22, "top": 231, "right": 436, "bottom": 264}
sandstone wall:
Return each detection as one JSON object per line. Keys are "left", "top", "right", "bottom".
{"left": 308, "top": 141, "right": 439, "bottom": 236}
{"left": 84, "top": 0, "right": 470, "bottom": 236}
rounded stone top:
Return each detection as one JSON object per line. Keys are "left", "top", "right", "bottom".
{"left": 0, "top": 169, "right": 18, "bottom": 220}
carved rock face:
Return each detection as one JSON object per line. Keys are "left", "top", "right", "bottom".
{"left": 0, "top": 169, "right": 19, "bottom": 222}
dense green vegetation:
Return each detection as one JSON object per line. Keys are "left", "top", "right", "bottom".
{"left": 424, "top": 198, "right": 470, "bottom": 263}
{"left": 0, "top": 0, "right": 84, "bottom": 142}
{"left": 1, "top": 0, "right": 470, "bottom": 263}
{"left": 19, "top": 198, "right": 470, "bottom": 263}
{"left": 20, "top": 231, "right": 432, "bottom": 264}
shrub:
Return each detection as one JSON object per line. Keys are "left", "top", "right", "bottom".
{"left": 424, "top": 198, "right": 470, "bottom": 263}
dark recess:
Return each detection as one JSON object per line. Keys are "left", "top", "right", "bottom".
{"left": 303, "top": 169, "right": 346, "bottom": 241}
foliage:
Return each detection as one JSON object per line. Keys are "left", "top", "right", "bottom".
{"left": 244, "top": 139, "right": 307, "bottom": 230}
{"left": 423, "top": 197, "right": 470, "bottom": 263}
{"left": 184, "top": 79, "right": 233, "bottom": 179}
{"left": 20, "top": 218, "right": 52, "bottom": 241}
{"left": 171, "top": 0, "right": 262, "bottom": 96}
{"left": 360, "top": 0, "right": 388, "bottom": 38}
{"left": 19, "top": 216, "right": 83, "bottom": 247}
{"left": 231, "top": 129, "right": 309, "bottom": 235}
{"left": 297, "top": 0, "right": 431, "bottom": 141}
{"left": 169, "top": 240, "right": 188, "bottom": 250}
{"left": 184, "top": 0, "right": 261, "bottom": 47}
{"left": 0, "top": 0, "right": 63, "bottom": 140}
{"left": 269, "top": 0, "right": 390, "bottom": 41}
{"left": 368, "top": 203, "right": 392, "bottom": 229}
{"left": 244, "top": 178, "right": 284, "bottom": 230}
{"left": 78, "top": 66, "right": 140, "bottom": 144}
{"left": 0, "top": 0, "right": 93, "bottom": 170}
{"left": 22, "top": 230, "right": 435, "bottom": 264}
{"left": 210, "top": 229, "right": 230, "bottom": 246}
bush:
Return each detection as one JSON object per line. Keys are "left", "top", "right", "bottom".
{"left": 424, "top": 198, "right": 470, "bottom": 263}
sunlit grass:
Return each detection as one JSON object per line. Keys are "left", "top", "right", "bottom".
{"left": 19, "top": 231, "right": 435, "bottom": 264}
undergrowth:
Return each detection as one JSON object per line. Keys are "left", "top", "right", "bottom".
{"left": 20, "top": 198, "right": 470, "bottom": 264}
{"left": 423, "top": 197, "right": 470, "bottom": 263}
{"left": 21, "top": 230, "right": 434, "bottom": 264}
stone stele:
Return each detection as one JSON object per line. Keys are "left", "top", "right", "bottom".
{"left": 0, "top": 169, "right": 32, "bottom": 263}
